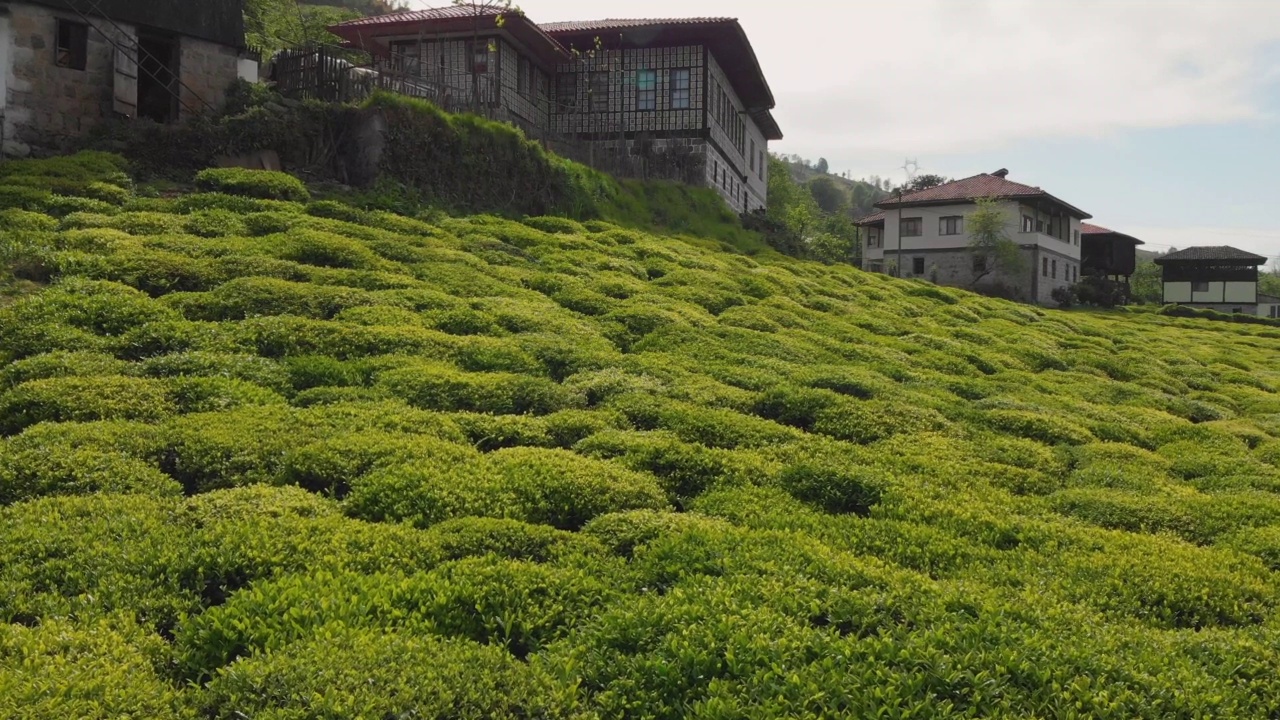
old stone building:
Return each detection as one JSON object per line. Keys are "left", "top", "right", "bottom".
{"left": 328, "top": 9, "right": 782, "bottom": 213}
{"left": 856, "top": 170, "right": 1094, "bottom": 306}
{"left": 0, "top": 0, "right": 252, "bottom": 156}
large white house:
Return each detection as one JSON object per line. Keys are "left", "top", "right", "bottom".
{"left": 856, "top": 169, "right": 1091, "bottom": 305}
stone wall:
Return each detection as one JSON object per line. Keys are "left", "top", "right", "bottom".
{"left": 1, "top": 1, "right": 239, "bottom": 157}
{"left": 178, "top": 35, "right": 240, "bottom": 120}
{"left": 888, "top": 244, "right": 1084, "bottom": 306}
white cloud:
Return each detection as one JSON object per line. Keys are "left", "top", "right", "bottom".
{"left": 773, "top": 0, "right": 1280, "bottom": 158}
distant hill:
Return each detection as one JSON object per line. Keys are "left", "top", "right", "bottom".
{"left": 775, "top": 156, "right": 889, "bottom": 219}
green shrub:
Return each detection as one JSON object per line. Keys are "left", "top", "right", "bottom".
{"left": 348, "top": 447, "right": 667, "bottom": 530}
{"left": 177, "top": 557, "right": 618, "bottom": 675}
{"left": 0, "top": 350, "right": 132, "bottom": 386}
{"left": 0, "top": 375, "right": 174, "bottom": 434}
{"left": 0, "top": 619, "right": 187, "bottom": 720}
{"left": 0, "top": 208, "right": 58, "bottom": 231}
{"left": 0, "top": 440, "right": 179, "bottom": 504}
{"left": 199, "top": 627, "right": 576, "bottom": 720}
{"left": 194, "top": 167, "right": 310, "bottom": 202}
{"left": 378, "top": 363, "right": 585, "bottom": 415}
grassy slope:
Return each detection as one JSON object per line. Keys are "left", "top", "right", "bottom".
{"left": 4, "top": 155, "right": 1280, "bottom": 717}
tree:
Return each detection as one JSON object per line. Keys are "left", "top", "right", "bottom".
{"left": 807, "top": 176, "right": 847, "bottom": 215}
{"left": 967, "top": 197, "right": 1023, "bottom": 287}
{"left": 1129, "top": 260, "right": 1163, "bottom": 304}
{"left": 895, "top": 173, "right": 950, "bottom": 194}
{"left": 244, "top": 0, "right": 362, "bottom": 53}
{"left": 815, "top": 157, "right": 829, "bottom": 174}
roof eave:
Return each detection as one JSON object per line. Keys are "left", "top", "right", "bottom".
{"left": 875, "top": 192, "right": 1092, "bottom": 219}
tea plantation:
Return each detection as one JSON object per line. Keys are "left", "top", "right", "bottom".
{"left": 6, "top": 153, "right": 1280, "bottom": 718}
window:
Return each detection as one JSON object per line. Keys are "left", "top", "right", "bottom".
{"left": 1192, "top": 280, "right": 1210, "bottom": 293}
{"left": 758, "top": 150, "right": 765, "bottom": 179}
{"left": 556, "top": 74, "right": 577, "bottom": 111}
{"left": 939, "top": 216, "right": 964, "bottom": 236}
{"left": 636, "top": 69, "right": 657, "bottom": 110}
{"left": 1232, "top": 307, "right": 1243, "bottom": 315}
{"left": 1036, "top": 220, "right": 1045, "bottom": 233}
{"left": 1073, "top": 229, "right": 1080, "bottom": 245}
{"left": 1042, "top": 257, "right": 1049, "bottom": 276}
{"left": 900, "top": 217, "right": 922, "bottom": 237}
{"left": 469, "top": 41, "right": 490, "bottom": 73}
{"left": 517, "top": 56, "right": 531, "bottom": 97}
{"left": 589, "top": 71, "right": 609, "bottom": 112}
{"left": 56, "top": 19, "right": 88, "bottom": 71}
{"left": 749, "top": 140, "right": 756, "bottom": 172}
{"left": 1051, "top": 259, "right": 1057, "bottom": 279}
{"left": 973, "top": 255, "right": 987, "bottom": 273}
{"left": 1022, "top": 215, "right": 1035, "bottom": 233}
{"left": 670, "top": 68, "right": 691, "bottom": 109}
{"left": 1270, "top": 306, "right": 1278, "bottom": 319}
{"left": 912, "top": 257, "right": 926, "bottom": 275}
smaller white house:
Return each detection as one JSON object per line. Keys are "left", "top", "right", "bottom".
{"left": 1154, "top": 246, "right": 1271, "bottom": 316}
{"left": 856, "top": 169, "right": 1090, "bottom": 305}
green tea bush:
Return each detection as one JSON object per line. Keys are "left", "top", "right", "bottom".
{"left": 811, "top": 398, "right": 949, "bottom": 445}
{"left": 12, "top": 149, "right": 1280, "bottom": 714}
{"left": 425, "top": 516, "right": 605, "bottom": 563}
{"left": 0, "top": 375, "right": 174, "bottom": 433}
{"left": 0, "top": 494, "right": 197, "bottom": 627}
{"left": 178, "top": 556, "right": 618, "bottom": 675}
{"left": 378, "top": 363, "right": 585, "bottom": 415}
{"left": 0, "top": 350, "right": 132, "bottom": 386}
{"left": 194, "top": 167, "right": 310, "bottom": 202}
{"left": 0, "top": 440, "right": 178, "bottom": 504}
{"left": 0, "top": 619, "right": 186, "bottom": 720}
{"left": 348, "top": 447, "right": 667, "bottom": 530}
{"left": 199, "top": 627, "right": 576, "bottom": 720}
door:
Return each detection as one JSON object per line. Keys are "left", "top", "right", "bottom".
{"left": 113, "top": 31, "right": 139, "bottom": 117}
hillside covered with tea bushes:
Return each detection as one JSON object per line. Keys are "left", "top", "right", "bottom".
{"left": 7, "top": 153, "right": 1280, "bottom": 718}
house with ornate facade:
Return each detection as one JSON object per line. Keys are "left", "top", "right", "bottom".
{"left": 328, "top": 8, "right": 781, "bottom": 213}
{"left": 1, "top": 0, "right": 254, "bottom": 156}
{"left": 856, "top": 169, "right": 1091, "bottom": 305}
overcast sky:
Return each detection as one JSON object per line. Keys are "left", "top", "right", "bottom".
{"left": 408, "top": 0, "right": 1280, "bottom": 261}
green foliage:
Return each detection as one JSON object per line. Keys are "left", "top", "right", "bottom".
{"left": 0, "top": 619, "right": 188, "bottom": 720}
{"left": 9, "top": 151, "right": 1280, "bottom": 716}
{"left": 200, "top": 626, "right": 576, "bottom": 720}
{"left": 967, "top": 197, "right": 1024, "bottom": 285}
{"left": 194, "top": 168, "right": 311, "bottom": 202}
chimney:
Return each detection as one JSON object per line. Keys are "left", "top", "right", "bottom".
{"left": 992, "top": 168, "right": 1009, "bottom": 178}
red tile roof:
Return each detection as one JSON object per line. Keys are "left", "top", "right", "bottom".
{"left": 875, "top": 172, "right": 1091, "bottom": 219}
{"left": 541, "top": 17, "right": 735, "bottom": 33}
{"left": 854, "top": 211, "right": 885, "bottom": 226}
{"left": 1081, "top": 222, "right": 1144, "bottom": 245}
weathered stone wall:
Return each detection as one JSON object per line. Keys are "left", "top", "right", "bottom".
{"left": 2, "top": 3, "right": 125, "bottom": 155}
{"left": 1, "top": 1, "right": 239, "bottom": 156}
{"left": 178, "top": 35, "right": 240, "bottom": 120}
